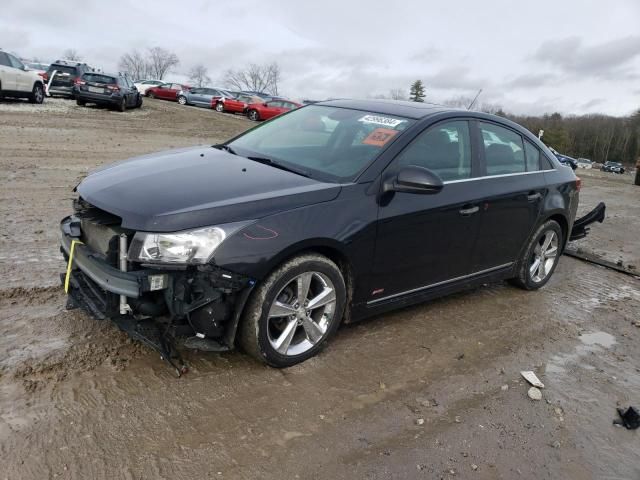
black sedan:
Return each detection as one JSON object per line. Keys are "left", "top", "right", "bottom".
{"left": 59, "top": 100, "right": 603, "bottom": 371}
{"left": 602, "top": 161, "right": 625, "bottom": 174}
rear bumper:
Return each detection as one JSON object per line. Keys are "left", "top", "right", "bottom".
{"left": 570, "top": 202, "right": 606, "bottom": 241}
{"left": 76, "top": 91, "right": 124, "bottom": 105}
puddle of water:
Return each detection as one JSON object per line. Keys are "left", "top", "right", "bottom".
{"left": 546, "top": 331, "right": 616, "bottom": 375}
{"left": 578, "top": 331, "right": 616, "bottom": 348}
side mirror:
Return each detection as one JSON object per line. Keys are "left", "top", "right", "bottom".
{"left": 383, "top": 165, "right": 443, "bottom": 195}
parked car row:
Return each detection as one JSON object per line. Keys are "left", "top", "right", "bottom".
{"left": 137, "top": 77, "right": 302, "bottom": 121}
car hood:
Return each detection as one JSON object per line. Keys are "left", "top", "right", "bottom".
{"left": 76, "top": 146, "right": 341, "bottom": 232}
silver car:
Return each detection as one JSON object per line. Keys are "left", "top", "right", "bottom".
{"left": 177, "top": 87, "right": 234, "bottom": 108}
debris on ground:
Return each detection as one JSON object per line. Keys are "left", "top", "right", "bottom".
{"left": 521, "top": 371, "right": 545, "bottom": 388}
{"left": 528, "top": 387, "right": 543, "bottom": 401}
{"left": 614, "top": 406, "right": 640, "bottom": 429}
{"left": 416, "top": 418, "right": 425, "bottom": 425}
{"left": 501, "top": 384, "right": 509, "bottom": 391}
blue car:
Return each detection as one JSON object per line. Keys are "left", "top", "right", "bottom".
{"left": 177, "top": 87, "right": 235, "bottom": 108}
{"left": 548, "top": 147, "right": 578, "bottom": 170}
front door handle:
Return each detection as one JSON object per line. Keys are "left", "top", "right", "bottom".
{"left": 527, "top": 192, "right": 542, "bottom": 202}
{"left": 459, "top": 205, "right": 479, "bottom": 216}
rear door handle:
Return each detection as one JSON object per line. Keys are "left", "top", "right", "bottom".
{"left": 459, "top": 205, "right": 479, "bottom": 216}
{"left": 527, "top": 192, "right": 542, "bottom": 202}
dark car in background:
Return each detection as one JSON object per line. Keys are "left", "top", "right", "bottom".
{"left": 602, "top": 161, "right": 625, "bottom": 174}
{"left": 548, "top": 147, "right": 577, "bottom": 170}
{"left": 59, "top": 99, "right": 605, "bottom": 372}
{"left": 73, "top": 72, "right": 142, "bottom": 112}
{"left": 44, "top": 60, "right": 92, "bottom": 98}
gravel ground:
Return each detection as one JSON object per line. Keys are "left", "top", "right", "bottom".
{"left": 1, "top": 97, "right": 639, "bottom": 479}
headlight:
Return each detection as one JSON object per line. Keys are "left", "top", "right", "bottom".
{"left": 128, "top": 221, "right": 252, "bottom": 264}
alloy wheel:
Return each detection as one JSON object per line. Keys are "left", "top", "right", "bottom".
{"left": 529, "top": 230, "right": 558, "bottom": 283}
{"left": 178, "top": 96, "right": 187, "bottom": 105}
{"left": 215, "top": 102, "right": 224, "bottom": 112}
{"left": 267, "top": 271, "right": 337, "bottom": 356}
{"left": 35, "top": 86, "right": 44, "bottom": 103}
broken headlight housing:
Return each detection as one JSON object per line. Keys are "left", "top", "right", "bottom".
{"left": 128, "top": 221, "right": 252, "bottom": 265}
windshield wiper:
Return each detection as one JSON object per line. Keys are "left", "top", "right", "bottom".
{"left": 213, "top": 144, "right": 237, "bottom": 155}
{"left": 246, "top": 156, "right": 312, "bottom": 178}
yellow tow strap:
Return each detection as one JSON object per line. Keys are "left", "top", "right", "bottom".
{"left": 64, "top": 239, "right": 83, "bottom": 293}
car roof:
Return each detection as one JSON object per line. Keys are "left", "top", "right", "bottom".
{"left": 316, "top": 99, "right": 456, "bottom": 119}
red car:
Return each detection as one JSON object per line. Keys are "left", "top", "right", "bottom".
{"left": 146, "top": 83, "right": 190, "bottom": 101}
{"left": 246, "top": 99, "right": 302, "bottom": 121}
{"left": 211, "top": 94, "right": 248, "bottom": 114}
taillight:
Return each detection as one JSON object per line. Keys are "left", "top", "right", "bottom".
{"left": 575, "top": 176, "right": 582, "bottom": 192}
{"left": 74, "top": 77, "right": 85, "bottom": 85}
{"left": 42, "top": 72, "right": 49, "bottom": 82}
{"left": 107, "top": 84, "right": 120, "bottom": 92}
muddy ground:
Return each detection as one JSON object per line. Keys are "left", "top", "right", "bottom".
{"left": 1, "top": 98, "right": 639, "bottom": 479}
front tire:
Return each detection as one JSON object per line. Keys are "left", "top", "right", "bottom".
{"left": 177, "top": 95, "right": 187, "bottom": 105}
{"left": 510, "top": 220, "right": 562, "bottom": 290}
{"left": 248, "top": 109, "right": 260, "bottom": 121}
{"left": 215, "top": 102, "right": 224, "bottom": 112}
{"left": 147, "top": 91, "right": 155, "bottom": 98}
{"left": 29, "top": 84, "right": 44, "bottom": 104}
{"left": 239, "top": 254, "right": 346, "bottom": 367}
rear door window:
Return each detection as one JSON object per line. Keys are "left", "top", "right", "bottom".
{"left": 480, "top": 122, "right": 525, "bottom": 175}
{"left": 524, "top": 139, "right": 541, "bottom": 171}
{"left": 7, "top": 54, "right": 24, "bottom": 70}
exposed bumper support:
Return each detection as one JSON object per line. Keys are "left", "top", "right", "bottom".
{"left": 60, "top": 218, "right": 141, "bottom": 298}
{"left": 570, "top": 202, "right": 606, "bottom": 241}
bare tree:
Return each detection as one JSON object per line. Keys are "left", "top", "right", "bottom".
{"left": 222, "top": 62, "right": 281, "bottom": 94}
{"left": 62, "top": 49, "right": 82, "bottom": 61}
{"left": 147, "top": 47, "right": 179, "bottom": 80}
{"left": 119, "top": 50, "right": 150, "bottom": 81}
{"left": 389, "top": 88, "right": 406, "bottom": 100}
{"left": 188, "top": 64, "right": 211, "bottom": 88}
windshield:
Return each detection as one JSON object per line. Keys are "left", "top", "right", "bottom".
{"left": 227, "top": 105, "right": 414, "bottom": 182}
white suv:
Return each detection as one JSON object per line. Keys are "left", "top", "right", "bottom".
{"left": 0, "top": 50, "right": 45, "bottom": 103}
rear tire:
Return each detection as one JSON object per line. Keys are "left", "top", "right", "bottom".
{"left": 117, "top": 96, "right": 127, "bottom": 112}
{"left": 509, "top": 220, "right": 562, "bottom": 290}
{"left": 239, "top": 254, "right": 346, "bottom": 367}
{"left": 29, "top": 83, "right": 44, "bottom": 104}
{"left": 136, "top": 95, "right": 143, "bottom": 108}
{"left": 248, "top": 109, "right": 259, "bottom": 121}
{"left": 76, "top": 98, "right": 86, "bottom": 106}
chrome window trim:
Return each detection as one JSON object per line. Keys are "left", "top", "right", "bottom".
{"left": 443, "top": 169, "right": 556, "bottom": 185}
{"left": 367, "top": 262, "right": 514, "bottom": 305}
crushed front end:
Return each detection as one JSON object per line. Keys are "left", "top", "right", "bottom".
{"left": 60, "top": 199, "right": 255, "bottom": 375}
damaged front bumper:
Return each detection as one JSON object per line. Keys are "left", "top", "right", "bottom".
{"left": 60, "top": 216, "right": 255, "bottom": 375}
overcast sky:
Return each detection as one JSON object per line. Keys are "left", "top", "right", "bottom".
{"left": 2, "top": 0, "right": 639, "bottom": 116}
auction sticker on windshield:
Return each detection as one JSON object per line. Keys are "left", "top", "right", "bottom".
{"left": 358, "top": 114, "right": 405, "bottom": 128}
{"left": 362, "top": 128, "right": 399, "bottom": 147}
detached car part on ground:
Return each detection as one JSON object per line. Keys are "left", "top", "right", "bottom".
{"left": 60, "top": 100, "right": 606, "bottom": 373}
